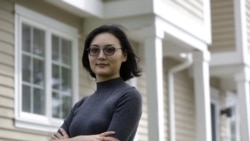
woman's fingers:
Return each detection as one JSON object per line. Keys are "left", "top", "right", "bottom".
{"left": 59, "top": 128, "right": 69, "bottom": 138}
{"left": 51, "top": 128, "right": 69, "bottom": 140}
{"left": 54, "top": 132, "right": 63, "bottom": 138}
{"left": 99, "top": 131, "right": 116, "bottom": 137}
{"left": 50, "top": 133, "right": 58, "bottom": 140}
{"left": 102, "top": 136, "right": 120, "bottom": 141}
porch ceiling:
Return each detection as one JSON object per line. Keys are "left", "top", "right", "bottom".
{"left": 210, "top": 64, "right": 244, "bottom": 91}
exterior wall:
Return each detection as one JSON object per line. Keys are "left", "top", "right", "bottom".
{"left": 163, "top": 57, "right": 195, "bottom": 141}
{"left": 161, "top": 0, "right": 203, "bottom": 24}
{"left": 209, "top": 0, "right": 236, "bottom": 53}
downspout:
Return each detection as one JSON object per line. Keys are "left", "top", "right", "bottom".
{"left": 168, "top": 53, "right": 193, "bottom": 141}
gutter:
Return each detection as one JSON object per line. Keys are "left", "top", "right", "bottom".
{"left": 168, "top": 53, "right": 193, "bottom": 141}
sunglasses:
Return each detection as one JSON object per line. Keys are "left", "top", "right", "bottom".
{"left": 87, "top": 46, "right": 122, "bottom": 56}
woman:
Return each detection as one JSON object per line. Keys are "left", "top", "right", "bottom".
{"left": 51, "top": 24, "right": 142, "bottom": 141}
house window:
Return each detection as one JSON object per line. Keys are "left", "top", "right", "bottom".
{"left": 15, "top": 5, "right": 78, "bottom": 132}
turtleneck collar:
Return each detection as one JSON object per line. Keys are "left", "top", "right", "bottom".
{"left": 96, "top": 77, "right": 124, "bottom": 93}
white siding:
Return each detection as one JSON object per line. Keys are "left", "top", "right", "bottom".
{"left": 162, "top": 0, "right": 203, "bottom": 23}
{"left": 163, "top": 58, "right": 195, "bottom": 141}
{"left": 209, "top": 0, "right": 236, "bottom": 52}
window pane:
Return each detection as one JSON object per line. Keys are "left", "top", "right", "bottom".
{"left": 33, "top": 59, "right": 44, "bottom": 86}
{"left": 22, "top": 24, "right": 31, "bottom": 52}
{"left": 62, "top": 39, "right": 72, "bottom": 65}
{"left": 22, "top": 55, "right": 31, "bottom": 82}
{"left": 62, "top": 67, "right": 71, "bottom": 92}
{"left": 33, "top": 28, "right": 45, "bottom": 56}
{"left": 52, "top": 92, "right": 60, "bottom": 118}
{"left": 22, "top": 85, "right": 31, "bottom": 112}
{"left": 52, "top": 64, "right": 60, "bottom": 90}
{"left": 52, "top": 35, "right": 59, "bottom": 61}
{"left": 33, "top": 88, "right": 45, "bottom": 115}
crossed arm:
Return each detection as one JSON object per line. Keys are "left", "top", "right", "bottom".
{"left": 50, "top": 128, "right": 119, "bottom": 141}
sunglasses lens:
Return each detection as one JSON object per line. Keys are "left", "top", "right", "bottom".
{"left": 89, "top": 48, "right": 99, "bottom": 56}
{"left": 88, "top": 47, "right": 120, "bottom": 56}
{"left": 104, "top": 47, "right": 116, "bottom": 56}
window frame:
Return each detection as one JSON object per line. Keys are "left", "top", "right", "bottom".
{"left": 14, "top": 4, "right": 79, "bottom": 132}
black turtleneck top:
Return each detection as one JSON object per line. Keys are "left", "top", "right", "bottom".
{"left": 60, "top": 77, "right": 142, "bottom": 141}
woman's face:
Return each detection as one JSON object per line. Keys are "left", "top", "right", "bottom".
{"left": 88, "top": 33, "right": 127, "bottom": 82}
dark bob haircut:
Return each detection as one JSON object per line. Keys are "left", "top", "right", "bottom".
{"left": 82, "top": 24, "right": 141, "bottom": 81}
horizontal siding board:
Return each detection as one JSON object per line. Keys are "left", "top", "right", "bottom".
{"left": 212, "top": 21, "right": 234, "bottom": 28}
{"left": 0, "top": 30, "right": 14, "bottom": 44}
{"left": 211, "top": 0, "right": 233, "bottom": 7}
{"left": 0, "top": 75, "right": 14, "bottom": 88}
{"left": 212, "top": 15, "right": 235, "bottom": 23}
{"left": 0, "top": 9, "right": 14, "bottom": 23}
{"left": 0, "top": 53, "right": 14, "bottom": 66}
{"left": 0, "top": 42, "right": 14, "bottom": 55}
{"left": 212, "top": 7, "right": 234, "bottom": 14}
{"left": 0, "top": 85, "right": 14, "bottom": 98}
{"left": 0, "top": 64, "right": 14, "bottom": 77}
{"left": 213, "top": 34, "right": 235, "bottom": 42}
{"left": 213, "top": 28, "right": 234, "bottom": 35}
{"left": 0, "top": 96, "right": 13, "bottom": 108}
{"left": 0, "top": 20, "right": 14, "bottom": 33}
{"left": 0, "top": 0, "right": 14, "bottom": 12}
{"left": 211, "top": 41, "right": 236, "bottom": 47}
{"left": 0, "top": 107, "right": 13, "bottom": 118}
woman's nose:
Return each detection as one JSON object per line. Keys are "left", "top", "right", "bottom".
{"left": 97, "top": 49, "right": 106, "bottom": 58}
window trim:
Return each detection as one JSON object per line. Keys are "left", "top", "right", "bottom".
{"left": 14, "top": 4, "right": 79, "bottom": 132}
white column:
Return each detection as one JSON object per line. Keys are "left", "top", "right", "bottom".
{"left": 193, "top": 50, "right": 211, "bottom": 141}
{"left": 142, "top": 26, "right": 165, "bottom": 141}
{"left": 235, "top": 67, "right": 250, "bottom": 141}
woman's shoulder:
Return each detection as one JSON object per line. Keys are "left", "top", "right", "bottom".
{"left": 74, "top": 95, "right": 90, "bottom": 108}
{"left": 118, "top": 85, "right": 142, "bottom": 103}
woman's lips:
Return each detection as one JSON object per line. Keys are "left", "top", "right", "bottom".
{"left": 96, "top": 63, "right": 108, "bottom": 67}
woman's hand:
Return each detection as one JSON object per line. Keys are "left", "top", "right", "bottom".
{"left": 50, "top": 129, "right": 119, "bottom": 141}
{"left": 73, "top": 131, "right": 119, "bottom": 141}
{"left": 51, "top": 128, "right": 69, "bottom": 141}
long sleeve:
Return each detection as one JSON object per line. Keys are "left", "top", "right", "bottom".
{"left": 60, "top": 97, "right": 88, "bottom": 137}
{"left": 107, "top": 88, "right": 142, "bottom": 141}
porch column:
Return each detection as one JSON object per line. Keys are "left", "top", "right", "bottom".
{"left": 193, "top": 50, "right": 211, "bottom": 141}
{"left": 235, "top": 67, "right": 250, "bottom": 141}
{"left": 142, "top": 26, "right": 165, "bottom": 141}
